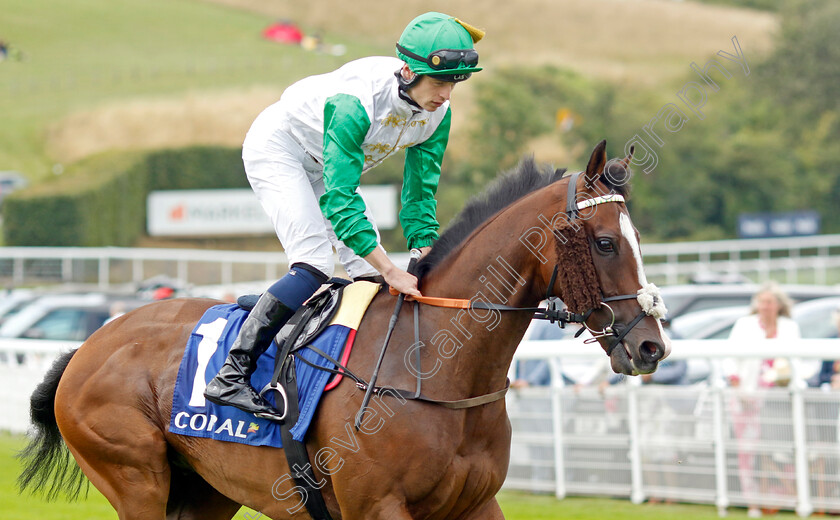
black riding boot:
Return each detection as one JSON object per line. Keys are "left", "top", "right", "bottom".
{"left": 204, "top": 292, "right": 293, "bottom": 420}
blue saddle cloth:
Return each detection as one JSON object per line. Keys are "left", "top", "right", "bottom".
{"left": 168, "top": 304, "right": 351, "bottom": 447}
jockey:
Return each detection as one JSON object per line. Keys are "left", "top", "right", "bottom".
{"left": 204, "top": 12, "right": 484, "bottom": 419}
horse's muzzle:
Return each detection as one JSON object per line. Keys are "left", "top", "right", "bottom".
{"left": 636, "top": 339, "right": 667, "bottom": 370}
{"left": 608, "top": 331, "right": 667, "bottom": 376}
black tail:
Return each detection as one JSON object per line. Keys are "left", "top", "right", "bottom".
{"left": 17, "top": 348, "right": 88, "bottom": 500}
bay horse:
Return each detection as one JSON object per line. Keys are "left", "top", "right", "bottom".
{"left": 19, "top": 140, "right": 670, "bottom": 519}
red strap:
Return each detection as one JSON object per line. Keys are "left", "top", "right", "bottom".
{"left": 323, "top": 329, "right": 357, "bottom": 392}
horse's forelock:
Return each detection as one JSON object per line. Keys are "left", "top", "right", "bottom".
{"left": 602, "top": 162, "right": 632, "bottom": 198}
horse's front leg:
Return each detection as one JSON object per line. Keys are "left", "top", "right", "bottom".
{"left": 463, "top": 498, "right": 506, "bottom": 520}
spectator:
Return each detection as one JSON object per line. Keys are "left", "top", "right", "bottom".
{"left": 725, "top": 281, "right": 801, "bottom": 518}
{"left": 811, "top": 308, "right": 840, "bottom": 389}
{"left": 511, "top": 358, "right": 552, "bottom": 388}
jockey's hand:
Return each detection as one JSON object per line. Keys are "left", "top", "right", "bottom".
{"left": 382, "top": 267, "right": 422, "bottom": 299}
{"left": 363, "top": 247, "right": 423, "bottom": 298}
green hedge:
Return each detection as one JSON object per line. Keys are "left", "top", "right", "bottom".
{"left": 2, "top": 147, "right": 248, "bottom": 246}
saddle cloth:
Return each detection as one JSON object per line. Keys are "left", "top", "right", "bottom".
{"left": 168, "top": 281, "right": 380, "bottom": 447}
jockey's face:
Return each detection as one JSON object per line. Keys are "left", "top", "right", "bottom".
{"left": 402, "top": 66, "right": 456, "bottom": 112}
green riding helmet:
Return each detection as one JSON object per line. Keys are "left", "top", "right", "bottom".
{"left": 396, "top": 12, "right": 484, "bottom": 82}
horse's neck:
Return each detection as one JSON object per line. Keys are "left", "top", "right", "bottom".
{"left": 420, "top": 212, "right": 545, "bottom": 393}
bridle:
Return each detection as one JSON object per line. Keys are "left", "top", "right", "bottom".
{"left": 407, "top": 171, "right": 667, "bottom": 357}
{"left": 551, "top": 170, "right": 666, "bottom": 355}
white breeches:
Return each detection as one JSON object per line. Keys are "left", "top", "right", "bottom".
{"left": 243, "top": 129, "right": 382, "bottom": 279}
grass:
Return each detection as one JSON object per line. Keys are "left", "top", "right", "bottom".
{"left": 0, "top": 433, "right": 115, "bottom": 520}
{"left": 0, "top": 0, "right": 777, "bottom": 182}
{"left": 2, "top": 432, "right": 800, "bottom": 519}
{"left": 0, "top": 0, "right": 383, "bottom": 178}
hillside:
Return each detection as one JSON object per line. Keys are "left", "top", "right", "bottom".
{"left": 204, "top": 0, "right": 777, "bottom": 83}
{"left": 0, "top": 0, "right": 777, "bottom": 180}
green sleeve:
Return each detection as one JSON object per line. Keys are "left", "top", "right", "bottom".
{"left": 400, "top": 106, "right": 451, "bottom": 249}
{"left": 318, "top": 94, "right": 378, "bottom": 258}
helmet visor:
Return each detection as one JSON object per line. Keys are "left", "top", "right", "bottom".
{"left": 397, "top": 43, "right": 479, "bottom": 72}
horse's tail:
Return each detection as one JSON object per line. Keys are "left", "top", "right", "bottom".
{"left": 17, "top": 348, "right": 88, "bottom": 500}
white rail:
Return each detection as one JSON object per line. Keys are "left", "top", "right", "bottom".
{"left": 641, "top": 234, "right": 840, "bottom": 285}
{"left": 0, "top": 339, "right": 81, "bottom": 434}
{"left": 1, "top": 233, "right": 840, "bottom": 289}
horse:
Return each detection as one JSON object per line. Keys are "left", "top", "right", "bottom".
{"left": 18, "top": 140, "right": 670, "bottom": 520}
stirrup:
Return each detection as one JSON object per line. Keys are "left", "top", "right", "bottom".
{"left": 257, "top": 382, "right": 288, "bottom": 421}
{"left": 254, "top": 410, "right": 285, "bottom": 422}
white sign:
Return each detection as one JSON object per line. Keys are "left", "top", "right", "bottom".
{"left": 147, "top": 189, "right": 273, "bottom": 236}
{"left": 147, "top": 186, "right": 397, "bottom": 237}
{"left": 358, "top": 184, "right": 397, "bottom": 230}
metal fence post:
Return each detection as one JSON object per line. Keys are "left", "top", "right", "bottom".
{"left": 711, "top": 361, "right": 730, "bottom": 517}
{"left": 790, "top": 358, "right": 813, "bottom": 517}
{"left": 132, "top": 258, "right": 144, "bottom": 284}
{"left": 627, "top": 376, "right": 645, "bottom": 504}
{"left": 222, "top": 261, "right": 233, "bottom": 287}
{"left": 61, "top": 256, "right": 72, "bottom": 282}
{"left": 549, "top": 356, "right": 566, "bottom": 500}
{"left": 13, "top": 257, "right": 24, "bottom": 285}
{"left": 177, "top": 259, "right": 188, "bottom": 285}
{"left": 98, "top": 256, "right": 110, "bottom": 290}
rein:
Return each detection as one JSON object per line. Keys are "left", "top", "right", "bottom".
{"left": 388, "top": 171, "right": 665, "bottom": 358}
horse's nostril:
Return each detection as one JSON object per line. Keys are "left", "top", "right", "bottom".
{"left": 640, "top": 341, "right": 664, "bottom": 363}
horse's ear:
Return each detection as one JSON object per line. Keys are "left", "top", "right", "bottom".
{"left": 619, "top": 145, "right": 635, "bottom": 169}
{"left": 584, "top": 140, "right": 608, "bottom": 182}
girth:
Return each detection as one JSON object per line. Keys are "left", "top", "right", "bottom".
{"left": 261, "top": 281, "right": 347, "bottom": 520}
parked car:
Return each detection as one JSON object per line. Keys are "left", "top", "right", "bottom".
{"left": 659, "top": 283, "right": 840, "bottom": 320}
{"left": 791, "top": 296, "right": 840, "bottom": 339}
{"left": 670, "top": 305, "right": 749, "bottom": 341}
{"left": 0, "top": 289, "right": 37, "bottom": 326}
{"left": 0, "top": 293, "right": 145, "bottom": 341}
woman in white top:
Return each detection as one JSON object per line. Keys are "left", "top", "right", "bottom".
{"left": 728, "top": 282, "right": 801, "bottom": 390}
{"left": 726, "top": 281, "right": 801, "bottom": 518}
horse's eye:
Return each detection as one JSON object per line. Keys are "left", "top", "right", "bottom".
{"left": 595, "top": 238, "right": 615, "bottom": 253}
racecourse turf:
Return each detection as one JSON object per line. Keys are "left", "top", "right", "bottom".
{"left": 1, "top": 433, "right": 799, "bottom": 519}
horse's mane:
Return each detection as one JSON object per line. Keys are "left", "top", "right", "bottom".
{"left": 415, "top": 155, "right": 633, "bottom": 283}
{"left": 416, "top": 157, "right": 565, "bottom": 278}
